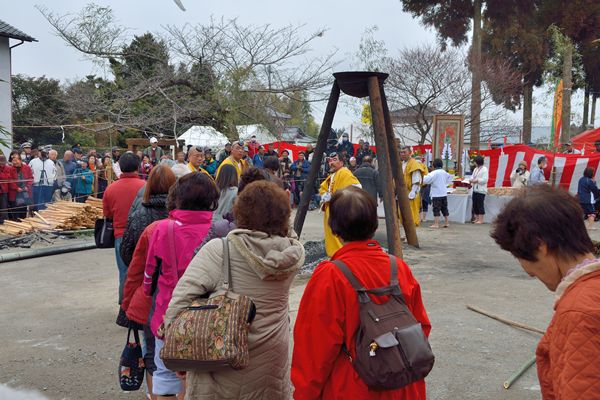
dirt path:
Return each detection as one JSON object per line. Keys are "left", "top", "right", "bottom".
{"left": 0, "top": 211, "right": 572, "bottom": 399}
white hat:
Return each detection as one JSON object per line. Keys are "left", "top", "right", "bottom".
{"left": 150, "top": 137, "right": 158, "bottom": 144}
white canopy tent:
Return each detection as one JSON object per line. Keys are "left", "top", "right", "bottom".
{"left": 236, "top": 124, "right": 278, "bottom": 144}
{"left": 177, "top": 126, "right": 230, "bottom": 149}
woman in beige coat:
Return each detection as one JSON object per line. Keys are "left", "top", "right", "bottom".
{"left": 163, "top": 180, "right": 305, "bottom": 400}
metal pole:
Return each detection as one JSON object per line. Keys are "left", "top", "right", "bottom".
{"left": 368, "top": 77, "right": 403, "bottom": 257}
{"left": 293, "top": 81, "right": 340, "bottom": 237}
{"left": 0, "top": 241, "right": 97, "bottom": 264}
{"left": 381, "top": 86, "right": 419, "bottom": 247}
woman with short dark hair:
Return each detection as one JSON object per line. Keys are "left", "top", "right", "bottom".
{"left": 292, "top": 186, "right": 431, "bottom": 399}
{"left": 163, "top": 181, "right": 305, "bottom": 398}
{"left": 143, "top": 172, "right": 219, "bottom": 399}
{"left": 263, "top": 156, "right": 284, "bottom": 188}
{"left": 469, "top": 155, "right": 488, "bottom": 224}
{"left": 238, "top": 167, "right": 268, "bottom": 194}
{"left": 491, "top": 185, "right": 600, "bottom": 399}
{"left": 577, "top": 167, "right": 600, "bottom": 230}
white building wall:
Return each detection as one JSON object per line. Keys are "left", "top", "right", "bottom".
{"left": 0, "top": 37, "right": 11, "bottom": 158}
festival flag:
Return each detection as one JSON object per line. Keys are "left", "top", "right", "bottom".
{"left": 550, "top": 80, "right": 564, "bottom": 149}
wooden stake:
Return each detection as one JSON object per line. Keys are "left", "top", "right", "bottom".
{"left": 381, "top": 86, "right": 419, "bottom": 247}
{"left": 368, "top": 76, "right": 403, "bottom": 257}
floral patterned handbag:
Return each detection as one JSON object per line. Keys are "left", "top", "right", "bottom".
{"left": 160, "top": 237, "right": 257, "bottom": 371}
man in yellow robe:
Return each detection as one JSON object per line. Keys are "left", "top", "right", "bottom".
{"left": 319, "top": 152, "right": 361, "bottom": 256}
{"left": 216, "top": 141, "right": 248, "bottom": 179}
{"left": 400, "top": 146, "right": 428, "bottom": 227}
{"left": 184, "top": 146, "right": 213, "bottom": 179}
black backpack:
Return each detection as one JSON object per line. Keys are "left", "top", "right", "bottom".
{"left": 332, "top": 255, "right": 435, "bottom": 390}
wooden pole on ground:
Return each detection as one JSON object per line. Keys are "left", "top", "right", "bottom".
{"left": 381, "top": 86, "right": 419, "bottom": 247}
{"left": 367, "top": 76, "right": 403, "bottom": 257}
{"left": 466, "top": 305, "right": 545, "bottom": 335}
{"left": 293, "top": 81, "right": 340, "bottom": 237}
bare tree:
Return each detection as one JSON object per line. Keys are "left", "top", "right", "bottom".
{"left": 382, "top": 44, "right": 521, "bottom": 144}
{"left": 37, "top": 4, "right": 336, "bottom": 139}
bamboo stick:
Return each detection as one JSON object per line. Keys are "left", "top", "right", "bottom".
{"left": 503, "top": 356, "right": 536, "bottom": 389}
{"left": 466, "top": 305, "right": 545, "bottom": 335}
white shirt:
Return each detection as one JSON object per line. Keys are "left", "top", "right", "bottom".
{"left": 29, "top": 158, "right": 56, "bottom": 186}
{"left": 423, "top": 169, "right": 453, "bottom": 198}
{"left": 113, "top": 161, "right": 122, "bottom": 179}
{"left": 471, "top": 166, "right": 489, "bottom": 194}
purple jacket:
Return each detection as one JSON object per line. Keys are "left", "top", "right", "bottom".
{"left": 143, "top": 209, "right": 213, "bottom": 336}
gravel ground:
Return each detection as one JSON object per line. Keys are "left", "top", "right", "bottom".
{"left": 2, "top": 210, "right": 589, "bottom": 399}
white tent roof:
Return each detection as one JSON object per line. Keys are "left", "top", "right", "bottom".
{"left": 178, "top": 126, "right": 229, "bottom": 148}
{"left": 236, "top": 124, "right": 278, "bottom": 144}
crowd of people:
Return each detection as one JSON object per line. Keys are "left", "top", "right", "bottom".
{"left": 101, "top": 148, "right": 435, "bottom": 399}
{"left": 2, "top": 133, "right": 600, "bottom": 399}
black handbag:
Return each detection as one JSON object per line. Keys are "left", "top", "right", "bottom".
{"left": 119, "top": 327, "right": 145, "bottom": 391}
{"left": 95, "top": 218, "right": 115, "bottom": 248}
{"left": 116, "top": 307, "right": 144, "bottom": 330}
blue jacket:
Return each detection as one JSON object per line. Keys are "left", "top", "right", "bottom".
{"left": 291, "top": 160, "right": 310, "bottom": 181}
{"left": 74, "top": 167, "right": 94, "bottom": 195}
{"left": 578, "top": 176, "right": 600, "bottom": 204}
{"left": 203, "top": 158, "right": 218, "bottom": 176}
{"left": 253, "top": 154, "right": 265, "bottom": 168}
{"left": 529, "top": 166, "right": 546, "bottom": 186}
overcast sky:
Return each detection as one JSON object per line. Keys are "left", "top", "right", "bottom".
{"left": 3, "top": 1, "right": 594, "bottom": 137}
{"left": 3, "top": 0, "right": 441, "bottom": 129}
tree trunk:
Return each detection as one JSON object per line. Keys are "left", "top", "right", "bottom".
{"left": 561, "top": 40, "right": 573, "bottom": 143}
{"left": 522, "top": 81, "right": 533, "bottom": 144}
{"left": 583, "top": 85, "right": 590, "bottom": 129}
{"left": 469, "top": 0, "right": 482, "bottom": 151}
{"left": 592, "top": 95, "right": 597, "bottom": 128}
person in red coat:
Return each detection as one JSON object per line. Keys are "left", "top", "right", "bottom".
{"left": 121, "top": 220, "right": 162, "bottom": 396}
{"left": 103, "top": 152, "right": 146, "bottom": 304}
{"left": 292, "top": 187, "right": 431, "bottom": 400}
{"left": 7, "top": 151, "right": 34, "bottom": 220}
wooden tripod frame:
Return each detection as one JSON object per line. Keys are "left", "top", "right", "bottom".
{"left": 293, "top": 72, "right": 419, "bottom": 257}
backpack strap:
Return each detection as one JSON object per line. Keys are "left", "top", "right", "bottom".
{"left": 387, "top": 255, "right": 408, "bottom": 304}
{"left": 221, "top": 237, "right": 232, "bottom": 291}
{"left": 332, "top": 260, "right": 371, "bottom": 304}
{"left": 332, "top": 254, "right": 406, "bottom": 304}
{"left": 167, "top": 220, "right": 180, "bottom": 278}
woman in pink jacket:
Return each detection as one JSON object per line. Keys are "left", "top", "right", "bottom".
{"left": 143, "top": 172, "right": 219, "bottom": 399}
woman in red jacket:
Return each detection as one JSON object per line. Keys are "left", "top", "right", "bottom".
{"left": 491, "top": 185, "right": 600, "bottom": 400}
{"left": 7, "top": 150, "right": 33, "bottom": 220}
{"left": 292, "top": 187, "right": 431, "bottom": 400}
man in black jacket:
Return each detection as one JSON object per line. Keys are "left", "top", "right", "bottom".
{"left": 352, "top": 156, "right": 382, "bottom": 202}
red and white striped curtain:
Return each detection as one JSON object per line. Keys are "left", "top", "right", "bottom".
{"left": 479, "top": 144, "right": 600, "bottom": 194}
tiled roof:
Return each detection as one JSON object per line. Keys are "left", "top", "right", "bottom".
{"left": 0, "top": 19, "right": 37, "bottom": 42}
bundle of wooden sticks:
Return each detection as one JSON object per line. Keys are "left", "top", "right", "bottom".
{"left": 0, "top": 197, "right": 103, "bottom": 236}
